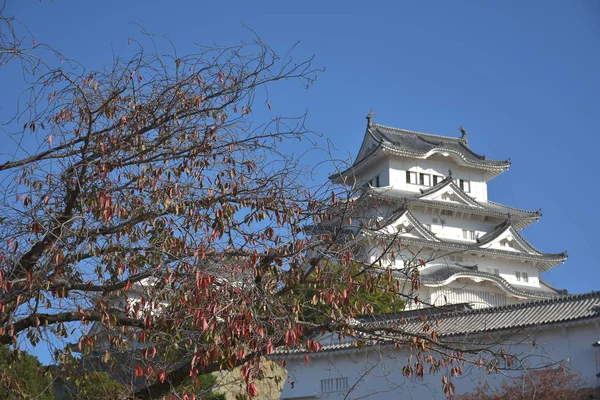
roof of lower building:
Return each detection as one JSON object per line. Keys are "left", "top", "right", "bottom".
{"left": 274, "top": 292, "right": 600, "bottom": 356}
{"left": 372, "top": 291, "right": 600, "bottom": 335}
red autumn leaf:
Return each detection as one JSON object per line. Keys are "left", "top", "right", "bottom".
{"left": 247, "top": 382, "right": 258, "bottom": 397}
{"left": 135, "top": 365, "right": 143, "bottom": 377}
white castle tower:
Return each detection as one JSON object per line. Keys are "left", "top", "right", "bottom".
{"left": 329, "top": 113, "right": 567, "bottom": 309}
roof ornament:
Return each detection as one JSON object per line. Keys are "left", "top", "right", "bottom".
{"left": 447, "top": 169, "right": 453, "bottom": 178}
{"left": 459, "top": 125, "right": 468, "bottom": 145}
{"left": 366, "top": 110, "right": 376, "bottom": 126}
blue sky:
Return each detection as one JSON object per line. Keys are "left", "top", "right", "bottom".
{"left": 2, "top": 0, "right": 599, "bottom": 298}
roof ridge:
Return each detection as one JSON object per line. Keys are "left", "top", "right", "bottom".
{"left": 373, "top": 123, "right": 503, "bottom": 163}
{"left": 372, "top": 123, "right": 462, "bottom": 142}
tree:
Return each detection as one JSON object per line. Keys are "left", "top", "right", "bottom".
{"left": 0, "top": 345, "right": 54, "bottom": 400}
{"left": 458, "top": 368, "right": 592, "bottom": 400}
{"left": 0, "top": 9, "right": 560, "bottom": 400}
{"left": 70, "top": 372, "right": 125, "bottom": 400}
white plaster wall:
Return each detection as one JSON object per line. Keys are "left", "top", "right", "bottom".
{"left": 280, "top": 322, "right": 600, "bottom": 400}
{"left": 410, "top": 208, "right": 495, "bottom": 243}
{"left": 354, "top": 158, "right": 390, "bottom": 187}
{"left": 387, "top": 155, "right": 488, "bottom": 201}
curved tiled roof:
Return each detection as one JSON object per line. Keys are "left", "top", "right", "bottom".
{"left": 371, "top": 123, "right": 510, "bottom": 170}
{"left": 385, "top": 291, "right": 600, "bottom": 336}
{"left": 417, "top": 264, "right": 564, "bottom": 298}
{"left": 361, "top": 228, "right": 567, "bottom": 271}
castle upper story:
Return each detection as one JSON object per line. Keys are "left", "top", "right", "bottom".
{"left": 330, "top": 117, "right": 511, "bottom": 202}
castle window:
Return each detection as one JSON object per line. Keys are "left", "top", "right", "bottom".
{"left": 441, "top": 209, "right": 453, "bottom": 216}
{"left": 457, "top": 179, "right": 471, "bottom": 192}
{"left": 515, "top": 271, "right": 521, "bottom": 281}
{"left": 419, "top": 173, "right": 431, "bottom": 186}
{"left": 425, "top": 224, "right": 432, "bottom": 231}
{"left": 375, "top": 175, "right": 380, "bottom": 187}
{"left": 406, "top": 171, "right": 418, "bottom": 184}
{"left": 522, "top": 272, "right": 528, "bottom": 282}
{"left": 432, "top": 218, "right": 438, "bottom": 224}
{"left": 320, "top": 377, "right": 349, "bottom": 393}
{"left": 432, "top": 175, "right": 444, "bottom": 185}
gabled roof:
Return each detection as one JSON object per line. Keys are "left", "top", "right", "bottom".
{"left": 273, "top": 292, "right": 600, "bottom": 356}
{"left": 381, "top": 209, "right": 440, "bottom": 242}
{"left": 330, "top": 120, "right": 511, "bottom": 182}
{"left": 367, "top": 185, "right": 541, "bottom": 230}
{"left": 477, "top": 220, "right": 544, "bottom": 255}
{"left": 417, "top": 177, "right": 484, "bottom": 209}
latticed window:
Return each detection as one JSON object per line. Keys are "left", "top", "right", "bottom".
{"left": 320, "top": 377, "right": 349, "bottom": 393}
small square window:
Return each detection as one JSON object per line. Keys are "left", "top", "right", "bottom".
{"left": 406, "top": 171, "right": 418, "bottom": 184}
{"left": 462, "top": 180, "right": 470, "bottom": 192}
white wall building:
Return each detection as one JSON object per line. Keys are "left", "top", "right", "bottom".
{"left": 278, "top": 116, "right": 594, "bottom": 399}
{"left": 278, "top": 292, "right": 600, "bottom": 399}
{"left": 327, "top": 116, "right": 567, "bottom": 309}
